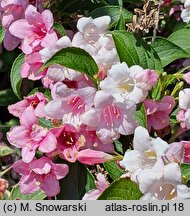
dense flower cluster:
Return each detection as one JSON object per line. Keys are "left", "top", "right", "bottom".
{"left": 1, "top": 0, "right": 190, "bottom": 200}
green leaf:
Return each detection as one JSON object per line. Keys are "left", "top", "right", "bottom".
{"left": 10, "top": 53, "right": 24, "bottom": 99}
{"left": 112, "top": 31, "right": 163, "bottom": 71}
{"left": 53, "top": 22, "right": 66, "bottom": 37}
{"left": 168, "top": 29, "right": 190, "bottom": 54}
{"left": 57, "top": 161, "right": 87, "bottom": 200}
{"left": 28, "top": 87, "right": 51, "bottom": 100}
{"left": 114, "top": 140, "right": 123, "bottom": 154}
{"left": 0, "top": 26, "right": 5, "bottom": 44}
{"left": 152, "top": 37, "right": 190, "bottom": 67}
{"left": 89, "top": 6, "right": 133, "bottom": 26}
{"left": 135, "top": 104, "right": 147, "bottom": 128}
{"left": 115, "top": 12, "right": 126, "bottom": 30}
{"left": 85, "top": 168, "right": 96, "bottom": 192}
{"left": 0, "top": 146, "right": 15, "bottom": 157}
{"left": 38, "top": 118, "right": 53, "bottom": 129}
{"left": 98, "top": 178, "right": 142, "bottom": 200}
{"left": 180, "top": 164, "right": 190, "bottom": 184}
{"left": 9, "top": 185, "right": 46, "bottom": 200}
{"left": 104, "top": 160, "right": 125, "bottom": 180}
{"left": 42, "top": 47, "right": 98, "bottom": 78}
{"left": 0, "top": 89, "right": 18, "bottom": 106}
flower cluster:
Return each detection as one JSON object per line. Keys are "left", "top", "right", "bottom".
{"left": 1, "top": 0, "right": 190, "bottom": 200}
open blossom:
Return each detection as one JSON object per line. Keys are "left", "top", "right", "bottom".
{"left": 0, "top": 0, "right": 28, "bottom": 50}
{"left": 143, "top": 96, "right": 175, "bottom": 131}
{"left": 82, "top": 91, "right": 137, "bottom": 144}
{"left": 100, "top": 63, "right": 158, "bottom": 104}
{"left": 49, "top": 124, "right": 113, "bottom": 164}
{"left": 83, "top": 173, "right": 109, "bottom": 200}
{"left": 72, "top": 16, "right": 119, "bottom": 73}
{"left": 44, "top": 82, "right": 96, "bottom": 126}
{"left": 9, "top": 4, "right": 58, "bottom": 54}
{"left": 181, "top": 0, "right": 190, "bottom": 23}
{"left": 119, "top": 126, "right": 169, "bottom": 173}
{"left": 177, "top": 88, "right": 190, "bottom": 128}
{"left": 7, "top": 106, "right": 57, "bottom": 163}
{"left": 181, "top": 141, "right": 190, "bottom": 163}
{"left": 13, "top": 157, "right": 69, "bottom": 197}
{"left": 8, "top": 92, "right": 48, "bottom": 118}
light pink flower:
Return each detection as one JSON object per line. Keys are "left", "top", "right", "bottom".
{"left": 183, "top": 71, "right": 190, "bottom": 84}
{"left": 177, "top": 88, "right": 190, "bottom": 128}
{"left": 8, "top": 92, "right": 48, "bottom": 118}
{"left": 9, "top": 4, "right": 58, "bottom": 54}
{"left": 0, "top": 0, "right": 28, "bottom": 50}
{"left": 7, "top": 106, "right": 57, "bottom": 163}
{"left": 143, "top": 96, "right": 175, "bottom": 131}
{"left": 82, "top": 90, "right": 137, "bottom": 144}
{"left": 77, "top": 149, "right": 113, "bottom": 165}
{"left": 100, "top": 63, "right": 158, "bottom": 104}
{"left": 44, "top": 83, "right": 96, "bottom": 126}
{"left": 82, "top": 173, "right": 109, "bottom": 200}
{"left": 13, "top": 157, "right": 69, "bottom": 197}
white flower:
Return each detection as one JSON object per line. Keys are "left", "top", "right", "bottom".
{"left": 119, "top": 126, "right": 169, "bottom": 173}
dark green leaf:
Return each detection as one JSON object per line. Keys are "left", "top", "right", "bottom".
{"left": 112, "top": 31, "right": 163, "bottom": 71}
{"left": 9, "top": 185, "right": 46, "bottom": 200}
{"left": 42, "top": 47, "right": 98, "bottom": 78}
{"left": 10, "top": 54, "right": 24, "bottom": 99}
{"left": 38, "top": 118, "right": 53, "bottom": 129}
{"left": 57, "top": 161, "right": 87, "bottom": 200}
{"left": 98, "top": 178, "right": 142, "bottom": 200}
{"left": 152, "top": 37, "right": 190, "bottom": 67}
{"left": 89, "top": 6, "right": 133, "bottom": 26}
{"left": 168, "top": 29, "right": 190, "bottom": 54}
{"left": 135, "top": 104, "right": 147, "bottom": 128}
{"left": 115, "top": 12, "right": 126, "bottom": 30}
{"left": 0, "top": 26, "right": 5, "bottom": 44}
{"left": 0, "top": 89, "right": 18, "bottom": 106}
{"left": 104, "top": 160, "right": 125, "bottom": 180}
{"left": 180, "top": 164, "right": 190, "bottom": 184}
{"left": 0, "top": 146, "right": 15, "bottom": 157}
{"left": 53, "top": 22, "right": 66, "bottom": 37}
{"left": 85, "top": 168, "right": 96, "bottom": 192}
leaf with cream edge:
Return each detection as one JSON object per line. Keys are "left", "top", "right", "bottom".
{"left": 10, "top": 54, "right": 24, "bottom": 99}
{"left": 42, "top": 47, "right": 99, "bottom": 78}
{"left": 112, "top": 30, "right": 163, "bottom": 71}
{"left": 98, "top": 178, "right": 143, "bottom": 200}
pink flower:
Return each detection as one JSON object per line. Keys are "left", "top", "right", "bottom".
{"left": 7, "top": 106, "right": 57, "bottom": 163}
{"left": 0, "top": 0, "right": 28, "bottom": 50}
{"left": 143, "top": 96, "right": 175, "bottom": 131}
{"left": 77, "top": 149, "right": 113, "bottom": 165}
{"left": 8, "top": 92, "right": 48, "bottom": 118}
{"left": 44, "top": 83, "right": 96, "bottom": 126}
{"left": 13, "top": 157, "right": 69, "bottom": 197}
{"left": 49, "top": 124, "right": 82, "bottom": 162}
{"left": 182, "top": 141, "right": 190, "bottom": 163}
{"left": 82, "top": 90, "right": 137, "bottom": 144}
{"left": 177, "top": 89, "right": 190, "bottom": 128}
{"left": 9, "top": 4, "right": 58, "bottom": 54}
{"left": 82, "top": 173, "right": 109, "bottom": 200}
{"left": 183, "top": 72, "right": 190, "bottom": 85}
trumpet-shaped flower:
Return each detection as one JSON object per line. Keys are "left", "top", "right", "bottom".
{"left": 9, "top": 4, "right": 58, "bottom": 54}
{"left": 8, "top": 92, "right": 48, "bottom": 118}
{"left": 100, "top": 63, "right": 158, "bottom": 104}
{"left": 143, "top": 96, "right": 175, "bottom": 131}
{"left": 7, "top": 106, "right": 57, "bottom": 163}
{"left": 82, "top": 91, "right": 137, "bottom": 144}
{"left": 13, "top": 157, "right": 69, "bottom": 197}
{"left": 119, "top": 126, "right": 169, "bottom": 173}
